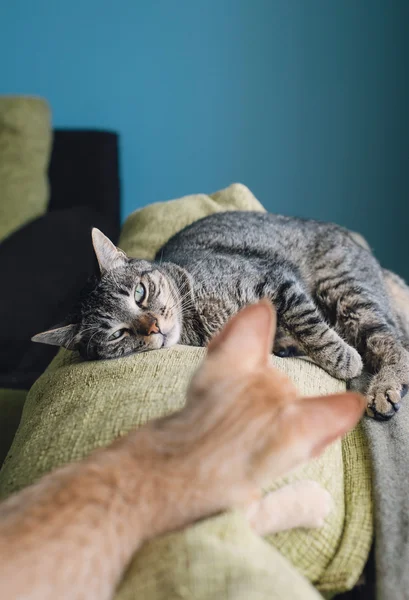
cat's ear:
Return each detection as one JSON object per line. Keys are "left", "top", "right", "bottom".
{"left": 92, "top": 228, "right": 128, "bottom": 275}
{"left": 265, "top": 392, "right": 366, "bottom": 478}
{"left": 31, "top": 324, "right": 78, "bottom": 350}
{"left": 207, "top": 300, "right": 276, "bottom": 370}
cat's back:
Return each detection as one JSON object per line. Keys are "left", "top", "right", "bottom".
{"left": 157, "top": 211, "right": 342, "bottom": 264}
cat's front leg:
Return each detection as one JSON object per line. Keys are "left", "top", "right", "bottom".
{"left": 246, "top": 480, "right": 333, "bottom": 536}
{"left": 357, "top": 335, "right": 409, "bottom": 420}
{"left": 272, "top": 280, "right": 363, "bottom": 380}
{"left": 331, "top": 293, "right": 409, "bottom": 419}
{"left": 353, "top": 353, "right": 409, "bottom": 420}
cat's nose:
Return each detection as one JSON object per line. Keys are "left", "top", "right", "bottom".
{"left": 136, "top": 316, "right": 161, "bottom": 336}
{"left": 147, "top": 318, "right": 160, "bottom": 335}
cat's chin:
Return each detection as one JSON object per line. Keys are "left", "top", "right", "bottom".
{"left": 162, "top": 322, "right": 181, "bottom": 349}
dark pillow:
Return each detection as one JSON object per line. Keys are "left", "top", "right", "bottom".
{"left": 0, "top": 206, "right": 108, "bottom": 389}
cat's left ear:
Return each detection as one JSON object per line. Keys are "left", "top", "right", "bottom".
{"left": 92, "top": 228, "right": 128, "bottom": 275}
{"left": 31, "top": 324, "right": 79, "bottom": 350}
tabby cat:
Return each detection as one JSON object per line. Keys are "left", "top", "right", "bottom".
{"left": 33, "top": 212, "right": 409, "bottom": 420}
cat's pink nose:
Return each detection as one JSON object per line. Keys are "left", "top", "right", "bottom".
{"left": 136, "top": 315, "right": 161, "bottom": 336}
{"left": 147, "top": 319, "right": 160, "bottom": 335}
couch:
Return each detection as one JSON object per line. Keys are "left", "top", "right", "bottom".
{"left": 0, "top": 97, "right": 373, "bottom": 599}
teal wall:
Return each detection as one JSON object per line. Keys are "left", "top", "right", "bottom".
{"left": 1, "top": 1, "right": 408, "bottom": 276}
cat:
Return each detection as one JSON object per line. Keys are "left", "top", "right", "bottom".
{"left": 32, "top": 212, "right": 409, "bottom": 420}
{"left": 1, "top": 302, "right": 365, "bottom": 600}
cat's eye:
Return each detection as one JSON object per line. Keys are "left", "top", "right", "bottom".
{"left": 135, "top": 282, "right": 146, "bottom": 304}
{"left": 108, "top": 329, "right": 127, "bottom": 341}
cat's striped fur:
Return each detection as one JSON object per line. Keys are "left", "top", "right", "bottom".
{"left": 33, "top": 212, "right": 409, "bottom": 420}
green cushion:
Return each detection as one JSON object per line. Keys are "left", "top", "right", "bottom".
{"left": 0, "top": 389, "right": 27, "bottom": 467}
{"left": 120, "top": 183, "right": 266, "bottom": 260}
{"left": 0, "top": 96, "right": 52, "bottom": 241}
{"left": 0, "top": 185, "right": 373, "bottom": 598}
{"left": 118, "top": 511, "right": 323, "bottom": 600}
{"left": 0, "top": 347, "right": 372, "bottom": 597}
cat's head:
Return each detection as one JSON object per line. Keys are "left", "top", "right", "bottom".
{"left": 32, "top": 229, "right": 184, "bottom": 360}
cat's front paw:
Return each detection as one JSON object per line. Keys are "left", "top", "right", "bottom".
{"left": 321, "top": 345, "right": 363, "bottom": 380}
{"left": 364, "top": 350, "right": 409, "bottom": 420}
{"left": 343, "top": 347, "right": 364, "bottom": 380}
{"left": 366, "top": 377, "right": 408, "bottom": 420}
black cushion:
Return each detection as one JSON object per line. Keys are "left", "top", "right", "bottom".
{"left": 0, "top": 207, "right": 106, "bottom": 388}
{"left": 0, "top": 128, "right": 121, "bottom": 389}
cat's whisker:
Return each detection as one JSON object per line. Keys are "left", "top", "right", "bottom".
{"left": 63, "top": 324, "right": 101, "bottom": 350}
{"left": 167, "top": 286, "right": 200, "bottom": 313}
{"left": 171, "top": 278, "right": 206, "bottom": 308}
{"left": 80, "top": 325, "right": 101, "bottom": 335}
{"left": 166, "top": 290, "right": 189, "bottom": 310}
{"left": 76, "top": 326, "right": 102, "bottom": 346}
{"left": 165, "top": 273, "right": 199, "bottom": 313}
{"left": 65, "top": 331, "right": 78, "bottom": 350}
{"left": 86, "top": 329, "right": 101, "bottom": 358}
{"left": 167, "top": 292, "right": 196, "bottom": 314}
{"left": 163, "top": 249, "right": 214, "bottom": 308}
{"left": 162, "top": 287, "right": 177, "bottom": 316}
{"left": 179, "top": 300, "right": 197, "bottom": 314}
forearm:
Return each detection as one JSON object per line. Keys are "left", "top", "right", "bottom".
{"left": 0, "top": 421, "right": 225, "bottom": 600}
{"left": 0, "top": 431, "right": 163, "bottom": 600}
